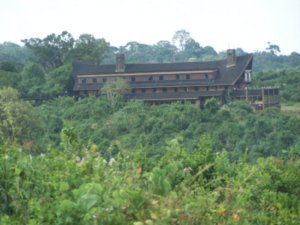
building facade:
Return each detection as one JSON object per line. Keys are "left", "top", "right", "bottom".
{"left": 73, "top": 49, "right": 279, "bottom": 109}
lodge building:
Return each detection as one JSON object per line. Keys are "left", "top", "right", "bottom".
{"left": 73, "top": 49, "right": 279, "bottom": 109}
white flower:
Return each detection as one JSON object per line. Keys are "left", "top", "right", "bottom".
{"left": 77, "top": 157, "right": 85, "bottom": 166}
{"left": 4, "top": 154, "right": 9, "bottom": 159}
{"left": 108, "top": 158, "right": 115, "bottom": 166}
{"left": 183, "top": 167, "right": 192, "bottom": 174}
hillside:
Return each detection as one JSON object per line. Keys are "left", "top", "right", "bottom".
{"left": 0, "top": 30, "right": 300, "bottom": 224}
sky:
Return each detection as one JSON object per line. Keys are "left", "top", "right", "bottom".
{"left": 1, "top": 0, "right": 300, "bottom": 55}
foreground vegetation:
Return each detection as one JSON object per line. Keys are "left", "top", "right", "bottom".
{"left": 1, "top": 136, "right": 299, "bottom": 224}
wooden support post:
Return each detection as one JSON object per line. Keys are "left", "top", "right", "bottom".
{"left": 262, "top": 88, "right": 265, "bottom": 110}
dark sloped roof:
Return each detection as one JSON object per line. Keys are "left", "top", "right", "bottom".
{"left": 72, "top": 54, "right": 253, "bottom": 86}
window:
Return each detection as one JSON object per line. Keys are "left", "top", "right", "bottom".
{"left": 205, "top": 74, "right": 208, "bottom": 79}
{"left": 163, "top": 88, "right": 167, "bottom": 92}
{"left": 131, "top": 76, "right": 135, "bottom": 82}
{"left": 131, "top": 89, "right": 136, "bottom": 93}
{"left": 245, "top": 70, "right": 252, "bottom": 82}
{"left": 142, "top": 89, "right": 146, "bottom": 93}
{"left": 184, "top": 87, "right": 188, "bottom": 92}
{"left": 93, "top": 78, "right": 97, "bottom": 83}
{"left": 103, "top": 78, "right": 107, "bottom": 83}
{"left": 194, "top": 87, "right": 199, "bottom": 91}
{"left": 153, "top": 88, "right": 156, "bottom": 93}
{"left": 206, "top": 86, "right": 209, "bottom": 91}
{"left": 176, "top": 74, "right": 180, "bottom": 80}
{"left": 159, "top": 75, "right": 164, "bottom": 81}
{"left": 81, "top": 79, "right": 86, "bottom": 84}
{"left": 149, "top": 76, "right": 153, "bottom": 81}
{"left": 174, "top": 87, "right": 178, "bottom": 92}
{"left": 186, "top": 74, "right": 190, "bottom": 80}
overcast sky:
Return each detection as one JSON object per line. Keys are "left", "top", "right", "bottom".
{"left": 1, "top": 0, "right": 299, "bottom": 55}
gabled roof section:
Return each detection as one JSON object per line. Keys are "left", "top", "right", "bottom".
{"left": 72, "top": 53, "right": 253, "bottom": 86}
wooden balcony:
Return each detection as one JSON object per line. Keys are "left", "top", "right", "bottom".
{"left": 124, "top": 90, "right": 224, "bottom": 101}
{"left": 231, "top": 87, "right": 280, "bottom": 109}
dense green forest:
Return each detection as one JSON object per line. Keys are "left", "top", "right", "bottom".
{"left": 0, "top": 30, "right": 300, "bottom": 224}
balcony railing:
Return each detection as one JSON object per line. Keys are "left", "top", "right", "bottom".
{"left": 124, "top": 90, "right": 224, "bottom": 101}
{"left": 231, "top": 87, "right": 280, "bottom": 97}
{"left": 231, "top": 87, "right": 280, "bottom": 109}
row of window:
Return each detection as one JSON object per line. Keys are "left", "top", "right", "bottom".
{"left": 79, "top": 74, "right": 210, "bottom": 84}
{"left": 131, "top": 86, "right": 211, "bottom": 94}
{"left": 130, "top": 75, "right": 169, "bottom": 81}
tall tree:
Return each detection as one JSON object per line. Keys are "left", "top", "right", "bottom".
{"left": 182, "top": 38, "right": 203, "bottom": 60}
{"left": 172, "top": 30, "right": 192, "bottom": 51}
{"left": 22, "top": 31, "right": 75, "bottom": 69}
{"left": 0, "top": 42, "right": 29, "bottom": 64}
{"left": 121, "top": 42, "right": 155, "bottom": 63}
{"left": 71, "top": 34, "right": 109, "bottom": 64}
{"left": 266, "top": 42, "right": 281, "bottom": 55}
{"left": 154, "top": 41, "right": 177, "bottom": 63}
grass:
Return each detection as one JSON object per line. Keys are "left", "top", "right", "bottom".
{"left": 281, "top": 103, "right": 300, "bottom": 117}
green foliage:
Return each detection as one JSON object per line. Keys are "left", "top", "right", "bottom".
{"left": 195, "top": 134, "right": 214, "bottom": 166}
{"left": 203, "top": 98, "right": 220, "bottom": 114}
{"left": 31, "top": 97, "right": 300, "bottom": 161}
{"left": 16, "top": 32, "right": 109, "bottom": 97}
{"left": 0, "top": 42, "right": 30, "bottom": 64}
{"left": 71, "top": 34, "right": 109, "bottom": 64}
{"left": 101, "top": 77, "right": 130, "bottom": 110}
{"left": 253, "top": 51, "right": 300, "bottom": 72}
{"left": 60, "top": 126, "right": 82, "bottom": 156}
{"left": 252, "top": 70, "right": 300, "bottom": 102}
{"left": 266, "top": 42, "right": 281, "bottom": 55}
{"left": 0, "top": 139, "right": 299, "bottom": 224}
{"left": 43, "top": 64, "right": 72, "bottom": 95}
{"left": 22, "top": 31, "right": 75, "bottom": 70}
{"left": 0, "top": 71, "right": 19, "bottom": 89}
{"left": 0, "top": 61, "right": 20, "bottom": 72}
{"left": 20, "top": 63, "right": 45, "bottom": 97}
{"left": 0, "top": 87, "right": 40, "bottom": 146}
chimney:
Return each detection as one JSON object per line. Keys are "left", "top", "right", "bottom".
{"left": 226, "top": 49, "right": 236, "bottom": 67}
{"left": 115, "top": 53, "right": 125, "bottom": 72}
